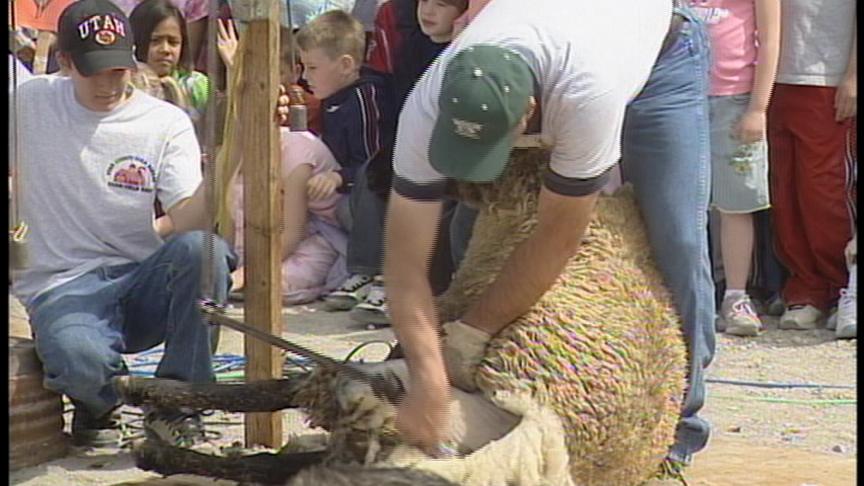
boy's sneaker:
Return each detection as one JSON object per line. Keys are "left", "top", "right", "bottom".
{"left": 71, "top": 404, "right": 124, "bottom": 448}
{"left": 720, "top": 294, "right": 762, "bottom": 337}
{"left": 350, "top": 281, "right": 390, "bottom": 325}
{"left": 779, "top": 304, "right": 824, "bottom": 330}
{"left": 143, "top": 407, "right": 206, "bottom": 448}
{"left": 323, "top": 274, "right": 374, "bottom": 311}
{"left": 835, "top": 288, "right": 857, "bottom": 339}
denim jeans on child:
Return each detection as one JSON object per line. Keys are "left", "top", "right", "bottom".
{"left": 27, "top": 231, "right": 235, "bottom": 418}
{"left": 620, "top": 7, "right": 715, "bottom": 463}
{"left": 336, "top": 162, "right": 388, "bottom": 276}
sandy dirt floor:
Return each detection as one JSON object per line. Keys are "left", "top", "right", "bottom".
{"left": 9, "top": 297, "right": 857, "bottom": 486}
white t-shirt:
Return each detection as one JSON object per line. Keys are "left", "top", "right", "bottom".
{"left": 393, "top": 0, "right": 671, "bottom": 200}
{"left": 12, "top": 76, "right": 202, "bottom": 306}
{"left": 776, "top": 0, "right": 856, "bottom": 87}
{"left": 8, "top": 54, "right": 33, "bottom": 90}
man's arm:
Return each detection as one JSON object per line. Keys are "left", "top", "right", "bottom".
{"left": 462, "top": 186, "right": 598, "bottom": 335}
{"left": 383, "top": 191, "right": 446, "bottom": 381}
{"left": 165, "top": 182, "right": 210, "bottom": 234}
{"left": 735, "top": 0, "right": 780, "bottom": 143}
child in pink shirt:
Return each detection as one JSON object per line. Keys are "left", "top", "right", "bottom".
{"left": 229, "top": 129, "right": 349, "bottom": 304}
{"left": 690, "top": 0, "right": 780, "bottom": 337}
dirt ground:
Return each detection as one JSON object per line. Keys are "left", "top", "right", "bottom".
{"left": 9, "top": 297, "right": 857, "bottom": 486}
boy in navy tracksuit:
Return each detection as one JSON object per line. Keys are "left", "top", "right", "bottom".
{"left": 298, "top": 10, "right": 395, "bottom": 324}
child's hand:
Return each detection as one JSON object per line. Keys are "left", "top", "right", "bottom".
{"left": 845, "top": 235, "right": 857, "bottom": 266}
{"left": 307, "top": 172, "right": 342, "bottom": 201}
{"left": 217, "top": 19, "right": 239, "bottom": 68}
{"left": 734, "top": 109, "right": 767, "bottom": 144}
{"left": 276, "top": 84, "right": 291, "bottom": 125}
{"left": 835, "top": 73, "right": 857, "bottom": 121}
{"left": 231, "top": 267, "right": 245, "bottom": 292}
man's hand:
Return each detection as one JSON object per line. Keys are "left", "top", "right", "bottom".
{"left": 395, "top": 371, "right": 452, "bottom": 455}
{"left": 835, "top": 74, "right": 857, "bottom": 121}
{"left": 307, "top": 171, "right": 342, "bottom": 200}
{"left": 734, "top": 109, "right": 767, "bottom": 144}
{"left": 441, "top": 320, "right": 492, "bottom": 392}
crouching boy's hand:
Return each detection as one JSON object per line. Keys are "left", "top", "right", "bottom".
{"left": 441, "top": 320, "right": 492, "bottom": 392}
{"left": 306, "top": 171, "right": 342, "bottom": 201}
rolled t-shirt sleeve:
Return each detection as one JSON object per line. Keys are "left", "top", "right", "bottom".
{"left": 544, "top": 91, "right": 625, "bottom": 197}
{"left": 392, "top": 93, "right": 448, "bottom": 201}
{"left": 156, "top": 118, "right": 202, "bottom": 210}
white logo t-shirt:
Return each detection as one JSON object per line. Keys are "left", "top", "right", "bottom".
{"left": 12, "top": 76, "right": 202, "bottom": 305}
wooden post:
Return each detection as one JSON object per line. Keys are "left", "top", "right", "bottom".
{"left": 234, "top": 0, "right": 283, "bottom": 448}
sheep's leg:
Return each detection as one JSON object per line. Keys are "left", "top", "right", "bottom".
{"left": 113, "top": 375, "right": 306, "bottom": 412}
{"left": 135, "top": 438, "right": 326, "bottom": 484}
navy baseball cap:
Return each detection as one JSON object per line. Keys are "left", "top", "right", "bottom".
{"left": 57, "top": 0, "right": 137, "bottom": 76}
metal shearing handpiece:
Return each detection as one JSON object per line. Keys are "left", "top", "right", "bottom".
{"left": 198, "top": 302, "right": 406, "bottom": 405}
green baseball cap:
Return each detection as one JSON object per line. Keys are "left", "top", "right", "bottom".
{"left": 429, "top": 44, "right": 534, "bottom": 182}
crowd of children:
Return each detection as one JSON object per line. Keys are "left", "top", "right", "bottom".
{"left": 688, "top": 0, "right": 857, "bottom": 340}
{"left": 6, "top": 0, "right": 857, "bottom": 451}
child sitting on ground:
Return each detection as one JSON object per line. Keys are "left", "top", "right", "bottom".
{"left": 129, "top": 0, "right": 209, "bottom": 130}
{"left": 297, "top": 10, "right": 395, "bottom": 324}
{"left": 227, "top": 128, "right": 349, "bottom": 304}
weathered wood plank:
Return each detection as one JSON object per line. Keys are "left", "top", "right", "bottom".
{"left": 236, "top": 0, "right": 283, "bottom": 448}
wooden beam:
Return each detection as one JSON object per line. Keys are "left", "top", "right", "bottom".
{"left": 235, "top": 0, "right": 283, "bottom": 448}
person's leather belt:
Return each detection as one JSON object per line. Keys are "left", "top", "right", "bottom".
{"left": 659, "top": 12, "right": 686, "bottom": 58}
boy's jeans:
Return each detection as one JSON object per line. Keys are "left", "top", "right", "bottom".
{"left": 621, "top": 8, "right": 715, "bottom": 463}
{"left": 26, "top": 231, "right": 235, "bottom": 418}
{"left": 337, "top": 164, "right": 387, "bottom": 276}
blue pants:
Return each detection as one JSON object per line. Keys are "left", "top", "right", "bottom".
{"left": 449, "top": 7, "right": 715, "bottom": 464}
{"left": 27, "top": 231, "right": 235, "bottom": 418}
{"left": 620, "top": 8, "right": 715, "bottom": 463}
{"left": 337, "top": 164, "right": 387, "bottom": 276}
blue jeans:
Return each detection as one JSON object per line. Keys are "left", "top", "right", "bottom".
{"left": 27, "top": 231, "right": 235, "bottom": 418}
{"left": 621, "top": 8, "right": 715, "bottom": 463}
{"left": 337, "top": 164, "right": 388, "bottom": 276}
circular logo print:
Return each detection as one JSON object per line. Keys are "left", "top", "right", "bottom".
{"left": 94, "top": 30, "right": 117, "bottom": 46}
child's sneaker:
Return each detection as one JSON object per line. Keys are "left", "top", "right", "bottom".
{"left": 720, "top": 294, "right": 762, "bottom": 337}
{"left": 350, "top": 279, "right": 390, "bottom": 326}
{"left": 779, "top": 304, "right": 823, "bottom": 330}
{"left": 323, "top": 274, "right": 374, "bottom": 311}
{"left": 835, "top": 263, "right": 857, "bottom": 339}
